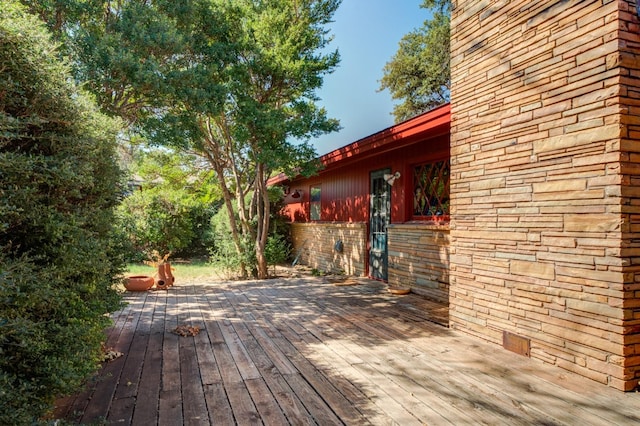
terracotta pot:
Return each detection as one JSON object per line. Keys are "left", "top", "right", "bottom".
{"left": 125, "top": 275, "right": 154, "bottom": 291}
{"left": 155, "top": 279, "right": 169, "bottom": 290}
{"left": 155, "top": 264, "right": 170, "bottom": 290}
{"left": 164, "top": 262, "right": 175, "bottom": 286}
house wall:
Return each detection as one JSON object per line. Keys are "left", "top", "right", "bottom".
{"left": 290, "top": 222, "right": 367, "bottom": 276}
{"left": 388, "top": 223, "right": 450, "bottom": 303}
{"left": 283, "top": 134, "right": 450, "bottom": 286}
{"left": 282, "top": 135, "right": 449, "bottom": 224}
{"left": 450, "top": 0, "right": 640, "bottom": 390}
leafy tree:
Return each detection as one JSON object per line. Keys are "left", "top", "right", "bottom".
{"left": 264, "top": 233, "right": 291, "bottom": 274}
{"left": 117, "top": 149, "right": 220, "bottom": 260}
{"left": 209, "top": 185, "right": 291, "bottom": 278}
{"left": 0, "top": 2, "right": 124, "bottom": 423}
{"left": 22, "top": 0, "right": 341, "bottom": 279}
{"left": 198, "top": 0, "right": 340, "bottom": 279}
{"left": 20, "top": 0, "right": 213, "bottom": 125}
{"left": 379, "top": 0, "right": 451, "bottom": 122}
{"left": 124, "top": 0, "right": 340, "bottom": 279}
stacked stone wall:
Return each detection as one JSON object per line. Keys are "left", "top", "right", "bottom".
{"left": 451, "top": 0, "right": 640, "bottom": 390}
{"left": 388, "top": 224, "right": 450, "bottom": 304}
{"left": 289, "top": 222, "right": 367, "bottom": 276}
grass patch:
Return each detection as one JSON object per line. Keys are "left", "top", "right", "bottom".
{"left": 125, "top": 259, "right": 222, "bottom": 282}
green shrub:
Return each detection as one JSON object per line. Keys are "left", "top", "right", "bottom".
{"left": 265, "top": 233, "right": 291, "bottom": 273}
{"left": 209, "top": 186, "right": 292, "bottom": 278}
{"left": 118, "top": 188, "right": 200, "bottom": 260}
{"left": 117, "top": 149, "right": 218, "bottom": 262}
{"left": 0, "top": 3, "right": 124, "bottom": 423}
{"left": 208, "top": 207, "right": 256, "bottom": 279}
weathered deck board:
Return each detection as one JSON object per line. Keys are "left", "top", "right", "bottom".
{"left": 78, "top": 296, "right": 144, "bottom": 424}
{"left": 158, "top": 289, "right": 183, "bottom": 426}
{"left": 308, "top": 296, "right": 516, "bottom": 424}
{"left": 179, "top": 286, "right": 210, "bottom": 426}
{"left": 238, "top": 297, "right": 369, "bottom": 424}
{"left": 108, "top": 294, "right": 156, "bottom": 425}
{"left": 55, "top": 276, "right": 640, "bottom": 425}
{"left": 130, "top": 292, "right": 165, "bottom": 425}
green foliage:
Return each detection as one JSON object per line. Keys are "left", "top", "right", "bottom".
{"left": 264, "top": 233, "right": 291, "bottom": 271}
{"left": 209, "top": 207, "right": 256, "bottom": 279}
{"left": 421, "top": 0, "right": 451, "bottom": 12}
{"left": 0, "top": 3, "right": 124, "bottom": 423}
{"left": 208, "top": 186, "right": 294, "bottom": 278}
{"left": 117, "top": 149, "right": 219, "bottom": 261}
{"left": 20, "top": 0, "right": 342, "bottom": 279}
{"left": 118, "top": 190, "right": 196, "bottom": 260}
{"left": 22, "top": 0, "right": 229, "bottom": 124}
{"left": 379, "top": 0, "right": 451, "bottom": 122}
{"left": 224, "top": 0, "right": 342, "bottom": 177}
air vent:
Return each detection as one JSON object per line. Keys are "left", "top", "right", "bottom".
{"left": 503, "top": 331, "right": 530, "bottom": 357}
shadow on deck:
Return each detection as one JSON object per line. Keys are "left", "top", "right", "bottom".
{"left": 54, "top": 276, "right": 640, "bottom": 425}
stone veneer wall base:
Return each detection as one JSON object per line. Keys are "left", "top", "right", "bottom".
{"left": 289, "top": 222, "right": 367, "bottom": 276}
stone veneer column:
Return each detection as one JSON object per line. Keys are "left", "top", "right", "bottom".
{"left": 450, "top": 0, "right": 640, "bottom": 390}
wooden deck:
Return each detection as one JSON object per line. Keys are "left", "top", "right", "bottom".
{"left": 55, "top": 275, "right": 640, "bottom": 425}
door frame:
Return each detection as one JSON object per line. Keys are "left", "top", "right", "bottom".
{"left": 369, "top": 168, "right": 391, "bottom": 281}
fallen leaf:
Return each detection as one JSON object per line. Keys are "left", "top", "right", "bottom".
{"left": 173, "top": 324, "right": 201, "bottom": 337}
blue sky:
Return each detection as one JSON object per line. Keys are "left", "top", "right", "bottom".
{"left": 312, "top": 0, "right": 428, "bottom": 155}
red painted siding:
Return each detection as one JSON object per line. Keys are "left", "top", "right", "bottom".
{"left": 282, "top": 134, "right": 449, "bottom": 224}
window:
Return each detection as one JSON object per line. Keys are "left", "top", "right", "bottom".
{"left": 413, "top": 160, "right": 450, "bottom": 220}
{"left": 310, "top": 185, "right": 321, "bottom": 220}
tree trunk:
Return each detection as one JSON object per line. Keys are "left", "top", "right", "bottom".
{"left": 201, "top": 118, "right": 248, "bottom": 278}
{"left": 255, "top": 163, "right": 270, "bottom": 279}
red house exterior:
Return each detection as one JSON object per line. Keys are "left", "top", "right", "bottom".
{"left": 273, "top": 104, "right": 451, "bottom": 304}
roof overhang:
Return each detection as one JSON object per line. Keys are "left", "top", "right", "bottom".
{"left": 268, "top": 103, "right": 450, "bottom": 185}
